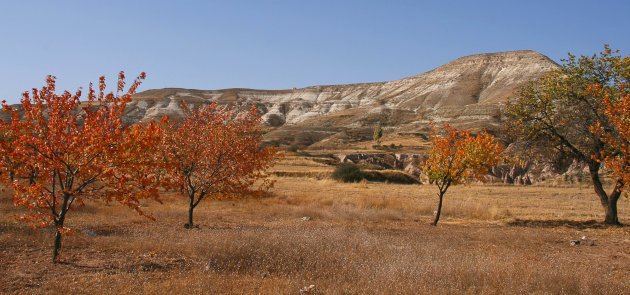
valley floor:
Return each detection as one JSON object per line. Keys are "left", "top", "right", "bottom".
{"left": 1, "top": 174, "right": 630, "bottom": 294}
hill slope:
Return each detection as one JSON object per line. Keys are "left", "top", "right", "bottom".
{"left": 126, "top": 50, "right": 558, "bottom": 149}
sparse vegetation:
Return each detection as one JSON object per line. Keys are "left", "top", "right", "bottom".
{"left": 2, "top": 176, "right": 629, "bottom": 294}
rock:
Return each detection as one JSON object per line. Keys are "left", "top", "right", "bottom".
{"left": 301, "top": 216, "right": 313, "bottom": 221}
{"left": 570, "top": 236, "right": 596, "bottom": 246}
{"left": 300, "top": 284, "right": 316, "bottom": 293}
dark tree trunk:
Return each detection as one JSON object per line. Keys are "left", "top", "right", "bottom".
{"left": 53, "top": 229, "right": 62, "bottom": 263}
{"left": 589, "top": 161, "right": 622, "bottom": 225}
{"left": 432, "top": 192, "right": 445, "bottom": 226}
{"left": 604, "top": 199, "right": 620, "bottom": 225}
{"left": 52, "top": 193, "right": 70, "bottom": 263}
{"left": 185, "top": 193, "right": 196, "bottom": 229}
{"left": 187, "top": 204, "right": 194, "bottom": 228}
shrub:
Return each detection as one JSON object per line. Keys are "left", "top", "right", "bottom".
{"left": 332, "top": 163, "right": 363, "bottom": 182}
{"left": 287, "top": 144, "right": 299, "bottom": 152}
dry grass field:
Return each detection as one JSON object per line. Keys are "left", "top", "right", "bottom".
{"left": 2, "top": 157, "right": 630, "bottom": 294}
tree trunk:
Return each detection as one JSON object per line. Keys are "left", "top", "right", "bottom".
{"left": 589, "top": 161, "right": 622, "bottom": 225}
{"left": 432, "top": 192, "right": 445, "bottom": 226}
{"left": 53, "top": 229, "right": 62, "bottom": 263}
{"left": 185, "top": 193, "right": 195, "bottom": 229}
{"left": 604, "top": 199, "right": 620, "bottom": 225}
{"left": 187, "top": 205, "right": 194, "bottom": 228}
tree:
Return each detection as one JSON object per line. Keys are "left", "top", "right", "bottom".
{"left": 592, "top": 82, "right": 630, "bottom": 195}
{"left": 160, "top": 102, "right": 278, "bottom": 228}
{"left": 373, "top": 123, "right": 383, "bottom": 145}
{"left": 0, "top": 72, "right": 163, "bottom": 262}
{"left": 422, "top": 123, "right": 502, "bottom": 226}
{"left": 505, "top": 45, "right": 630, "bottom": 225}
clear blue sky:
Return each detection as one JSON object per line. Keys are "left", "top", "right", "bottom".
{"left": 1, "top": 0, "right": 629, "bottom": 104}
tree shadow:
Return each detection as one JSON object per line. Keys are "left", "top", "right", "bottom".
{"left": 56, "top": 260, "right": 104, "bottom": 270}
{"left": 506, "top": 219, "right": 625, "bottom": 229}
{"left": 57, "top": 256, "right": 189, "bottom": 273}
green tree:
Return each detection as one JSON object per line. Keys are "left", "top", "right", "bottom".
{"left": 505, "top": 45, "right": 630, "bottom": 225}
{"left": 373, "top": 124, "right": 383, "bottom": 145}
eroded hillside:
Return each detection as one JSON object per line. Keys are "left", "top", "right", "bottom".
{"left": 126, "top": 50, "right": 558, "bottom": 150}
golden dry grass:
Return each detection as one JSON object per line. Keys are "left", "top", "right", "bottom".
{"left": 2, "top": 165, "right": 630, "bottom": 294}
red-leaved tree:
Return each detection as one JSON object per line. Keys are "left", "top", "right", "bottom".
{"left": 160, "top": 102, "right": 278, "bottom": 228}
{"left": 422, "top": 123, "right": 502, "bottom": 225}
{"left": 0, "top": 72, "right": 163, "bottom": 262}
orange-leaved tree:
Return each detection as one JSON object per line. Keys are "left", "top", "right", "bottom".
{"left": 592, "top": 82, "right": 630, "bottom": 198}
{"left": 422, "top": 123, "right": 502, "bottom": 226}
{"left": 160, "top": 102, "right": 278, "bottom": 228}
{"left": 0, "top": 72, "right": 164, "bottom": 262}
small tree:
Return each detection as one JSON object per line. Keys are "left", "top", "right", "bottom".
{"left": 160, "top": 102, "right": 278, "bottom": 228}
{"left": 0, "top": 72, "right": 163, "bottom": 262}
{"left": 422, "top": 123, "right": 502, "bottom": 226}
{"left": 373, "top": 124, "right": 383, "bottom": 145}
{"left": 505, "top": 45, "right": 629, "bottom": 225}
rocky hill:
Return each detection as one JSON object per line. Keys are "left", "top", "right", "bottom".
{"left": 126, "top": 50, "right": 558, "bottom": 150}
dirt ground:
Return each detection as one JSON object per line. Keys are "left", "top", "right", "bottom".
{"left": 1, "top": 173, "right": 630, "bottom": 294}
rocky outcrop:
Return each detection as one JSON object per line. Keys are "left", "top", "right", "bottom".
{"left": 332, "top": 152, "right": 592, "bottom": 185}
{"left": 334, "top": 152, "right": 426, "bottom": 177}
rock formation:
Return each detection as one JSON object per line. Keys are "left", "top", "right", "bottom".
{"left": 124, "top": 50, "right": 559, "bottom": 149}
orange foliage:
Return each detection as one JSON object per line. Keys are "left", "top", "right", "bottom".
{"left": 159, "top": 102, "right": 279, "bottom": 228}
{"left": 0, "top": 72, "right": 162, "bottom": 261}
{"left": 422, "top": 123, "right": 502, "bottom": 225}
{"left": 591, "top": 82, "right": 630, "bottom": 191}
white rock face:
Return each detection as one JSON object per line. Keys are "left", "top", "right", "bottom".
{"left": 127, "top": 50, "right": 558, "bottom": 128}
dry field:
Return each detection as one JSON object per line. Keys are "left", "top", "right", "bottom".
{"left": 1, "top": 157, "right": 630, "bottom": 294}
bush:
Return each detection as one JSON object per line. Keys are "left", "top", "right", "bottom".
{"left": 332, "top": 163, "right": 363, "bottom": 182}
{"left": 287, "top": 144, "right": 299, "bottom": 152}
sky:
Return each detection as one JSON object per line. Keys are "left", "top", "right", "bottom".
{"left": 1, "top": 0, "right": 629, "bottom": 104}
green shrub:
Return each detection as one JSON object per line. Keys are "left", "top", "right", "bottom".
{"left": 332, "top": 163, "right": 363, "bottom": 182}
{"left": 287, "top": 144, "right": 299, "bottom": 152}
